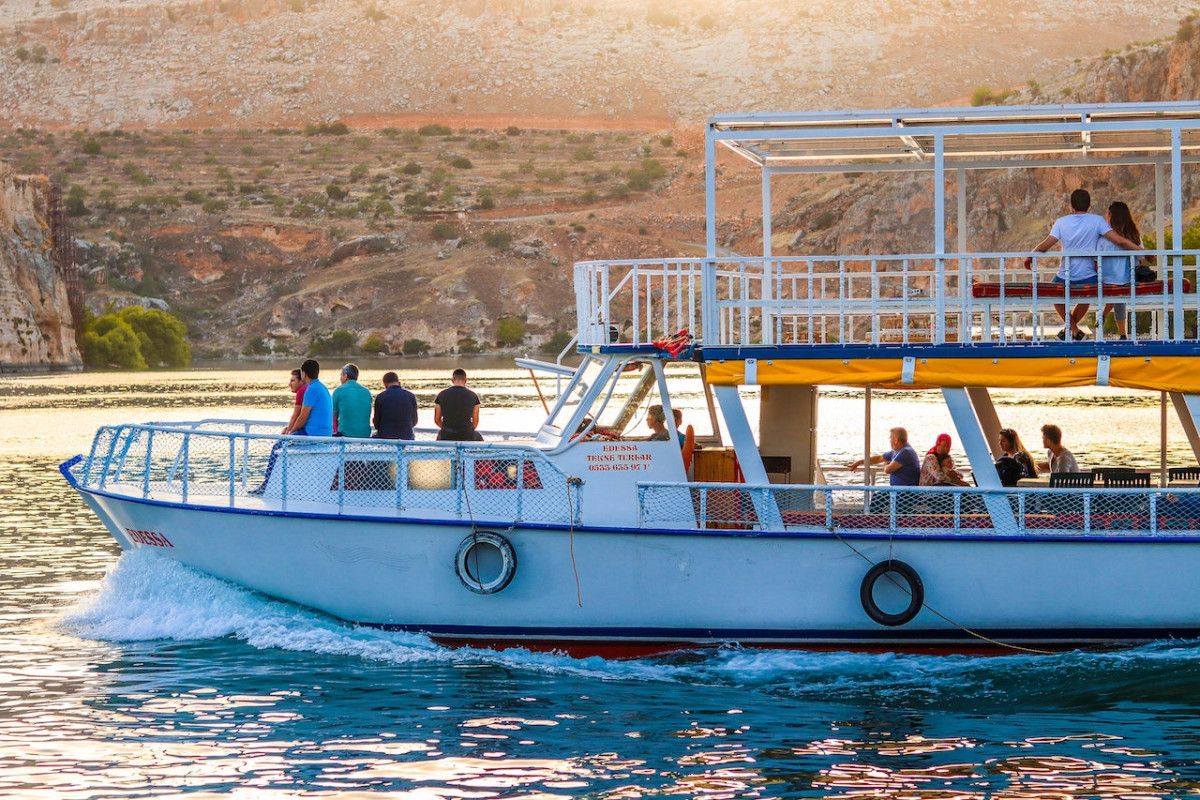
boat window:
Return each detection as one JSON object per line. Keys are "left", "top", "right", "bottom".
{"left": 408, "top": 459, "right": 456, "bottom": 491}
{"left": 590, "top": 361, "right": 662, "bottom": 438}
{"left": 544, "top": 357, "right": 607, "bottom": 433}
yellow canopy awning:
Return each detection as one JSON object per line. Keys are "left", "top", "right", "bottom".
{"left": 704, "top": 355, "right": 1200, "bottom": 393}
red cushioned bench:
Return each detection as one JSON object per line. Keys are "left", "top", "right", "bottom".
{"left": 971, "top": 280, "right": 1190, "bottom": 299}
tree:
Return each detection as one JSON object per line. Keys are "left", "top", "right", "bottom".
{"left": 540, "top": 331, "right": 573, "bottom": 354}
{"left": 496, "top": 316, "right": 526, "bottom": 347}
{"left": 117, "top": 306, "right": 190, "bottom": 367}
{"left": 402, "top": 338, "right": 430, "bottom": 356}
{"left": 361, "top": 334, "right": 388, "bottom": 354}
{"left": 80, "top": 316, "right": 146, "bottom": 369}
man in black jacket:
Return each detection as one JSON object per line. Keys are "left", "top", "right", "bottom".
{"left": 372, "top": 371, "right": 418, "bottom": 440}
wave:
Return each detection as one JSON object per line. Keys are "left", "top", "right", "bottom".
{"left": 60, "top": 549, "right": 1200, "bottom": 709}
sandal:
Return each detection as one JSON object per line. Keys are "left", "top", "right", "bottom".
{"left": 1056, "top": 329, "right": 1067, "bottom": 341}
{"left": 1072, "top": 329, "right": 1086, "bottom": 341}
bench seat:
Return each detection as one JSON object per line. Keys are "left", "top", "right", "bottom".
{"left": 971, "top": 280, "right": 1190, "bottom": 299}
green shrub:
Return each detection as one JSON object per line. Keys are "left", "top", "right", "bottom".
{"left": 457, "top": 337, "right": 482, "bottom": 354}
{"left": 325, "top": 183, "right": 348, "bottom": 201}
{"left": 449, "top": 155, "right": 473, "bottom": 169}
{"left": 81, "top": 138, "right": 101, "bottom": 156}
{"left": 349, "top": 163, "right": 369, "bottom": 181}
{"left": 505, "top": 126, "right": 522, "bottom": 136}
{"left": 401, "top": 161, "right": 422, "bottom": 175}
{"left": 182, "top": 189, "right": 207, "bottom": 204}
{"left": 201, "top": 199, "right": 228, "bottom": 214}
{"left": 483, "top": 230, "right": 512, "bottom": 249}
{"left": 418, "top": 124, "right": 453, "bottom": 137}
{"left": 308, "top": 329, "right": 357, "bottom": 355}
{"left": 65, "top": 185, "right": 89, "bottom": 216}
{"left": 360, "top": 333, "right": 388, "bottom": 354}
{"left": 431, "top": 221, "right": 458, "bottom": 240}
{"left": 403, "top": 190, "right": 430, "bottom": 213}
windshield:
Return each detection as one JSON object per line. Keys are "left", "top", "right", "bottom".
{"left": 543, "top": 357, "right": 607, "bottom": 434}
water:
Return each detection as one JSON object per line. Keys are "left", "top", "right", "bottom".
{"left": 5, "top": 365, "right": 1200, "bottom": 798}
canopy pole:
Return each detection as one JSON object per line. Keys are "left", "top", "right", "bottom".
{"left": 1162, "top": 390, "right": 1169, "bottom": 486}
{"left": 934, "top": 133, "right": 946, "bottom": 342}
{"left": 1172, "top": 127, "right": 1184, "bottom": 339}
{"left": 863, "top": 385, "right": 873, "bottom": 486}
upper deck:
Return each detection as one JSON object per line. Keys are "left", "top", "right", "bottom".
{"left": 571, "top": 103, "right": 1200, "bottom": 390}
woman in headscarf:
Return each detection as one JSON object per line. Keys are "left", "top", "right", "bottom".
{"left": 919, "top": 433, "right": 970, "bottom": 486}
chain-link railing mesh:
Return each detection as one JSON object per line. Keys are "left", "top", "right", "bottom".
{"left": 639, "top": 483, "right": 1200, "bottom": 536}
{"left": 78, "top": 422, "right": 577, "bottom": 525}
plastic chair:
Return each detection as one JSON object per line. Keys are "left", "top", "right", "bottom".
{"left": 681, "top": 425, "right": 696, "bottom": 471}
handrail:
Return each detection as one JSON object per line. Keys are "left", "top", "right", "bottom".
{"left": 574, "top": 249, "right": 1200, "bottom": 349}
{"left": 78, "top": 422, "right": 579, "bottom": 526}
{"left": 637, "top": 480, "right": 1200, "bottom": 537}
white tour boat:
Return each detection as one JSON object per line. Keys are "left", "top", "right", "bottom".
{"left": 63, "top": 102, "right": 1200, "bottom": 656}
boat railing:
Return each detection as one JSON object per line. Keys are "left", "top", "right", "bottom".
{"left": 576, "top": 250, "right": 1200, "bottom": 348}
{"left": 637, "top": 481, "right": 1200, "bottom": 537}
{"left": 74, "top": 422, "right": 580, "bottom": 525}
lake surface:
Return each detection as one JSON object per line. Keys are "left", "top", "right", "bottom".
{"left": 5, "top": 365, "right": 1200, "bottom": 798}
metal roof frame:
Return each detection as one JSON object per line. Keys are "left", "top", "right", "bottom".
{"left": 708, "top": 102, "right": 1200, "bottom": 169}
{"left": 701, "top": 101, "right": 1200, "bottom": 338}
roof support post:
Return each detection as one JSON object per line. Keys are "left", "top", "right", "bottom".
{"left": 1172, "top": 127, "right": 1184, "bottom": 339}
{"left": 762, "top": 165, "right": 774, "bottom": 344}
{"left": 942, "top": 386, "right": 1017, "bottom": 534}
{"left": 934, "top": 132, "right": 946, "bottom": 343}
{"left": 956, "top": 167, "right": 967, "bottom": 255}
{"left": 704, "top": 123, "right": 718, "bottom": 342}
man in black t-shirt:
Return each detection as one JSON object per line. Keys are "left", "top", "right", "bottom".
{"left": 434, "top": 368, "right": 482, "bottom": 441}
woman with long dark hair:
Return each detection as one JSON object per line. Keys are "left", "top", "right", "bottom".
{"left": 1097, "top": 201, "right": 1143, "bottom": 340}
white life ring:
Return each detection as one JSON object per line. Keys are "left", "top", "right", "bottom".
{"left": 455, "top": 531, "right": 517, "bottom": 594}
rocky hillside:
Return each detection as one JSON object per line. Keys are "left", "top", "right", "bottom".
{"left": 2, "top": 0, "right": 1200, "bottom": 364}
{"left": 0, "top": 163, "right": 81, "bottom": 369}
{"left": 0, "top": 0, "right": 1191, "bottom": 129}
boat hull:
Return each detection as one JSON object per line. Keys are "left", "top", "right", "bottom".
{"left": 70, "top": 480, "right": 1200, "bottom": 657}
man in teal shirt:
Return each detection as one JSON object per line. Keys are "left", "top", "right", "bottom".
{"left": 331, "top": 362, "right": 373, "bottom": 438}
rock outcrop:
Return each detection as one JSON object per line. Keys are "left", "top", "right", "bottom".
{"left": 0, "top": 164, "right": 81, "bottom": 369}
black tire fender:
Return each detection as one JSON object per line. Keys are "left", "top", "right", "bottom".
{"left": 455, "top": 531, "right": 517, "bottom": 595}
{"left": 860, "top": 559, "right": 924, "bottom": 626}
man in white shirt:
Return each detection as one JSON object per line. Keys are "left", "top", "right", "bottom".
{"left": 1038, "top": 423, "right": 1080, "bottom": 474}
{"left": 1024, "top": 189, "right": 1142, "bottom": 341}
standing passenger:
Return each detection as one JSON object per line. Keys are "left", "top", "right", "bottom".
{"left": 373, "top": 371, "right": 418, "bottom": 440}
{"left": 434, "top": 368, "right": 482, "bottom": 441}
{"left": 331, "top": 363, "right": 372, "bottom": 438}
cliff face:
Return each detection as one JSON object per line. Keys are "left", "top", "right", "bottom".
{"left": 0, "top": 164, "right": 81, "bottom": 369}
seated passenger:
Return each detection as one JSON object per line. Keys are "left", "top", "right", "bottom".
{"left": 920, "top": 433, "right": 970, "bottom": 487}
{"left": 645, "top": 404, "right": 672, "bottom": 441}
{"left": 995, "top": 427, "right": 1038, "bottom": 487}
